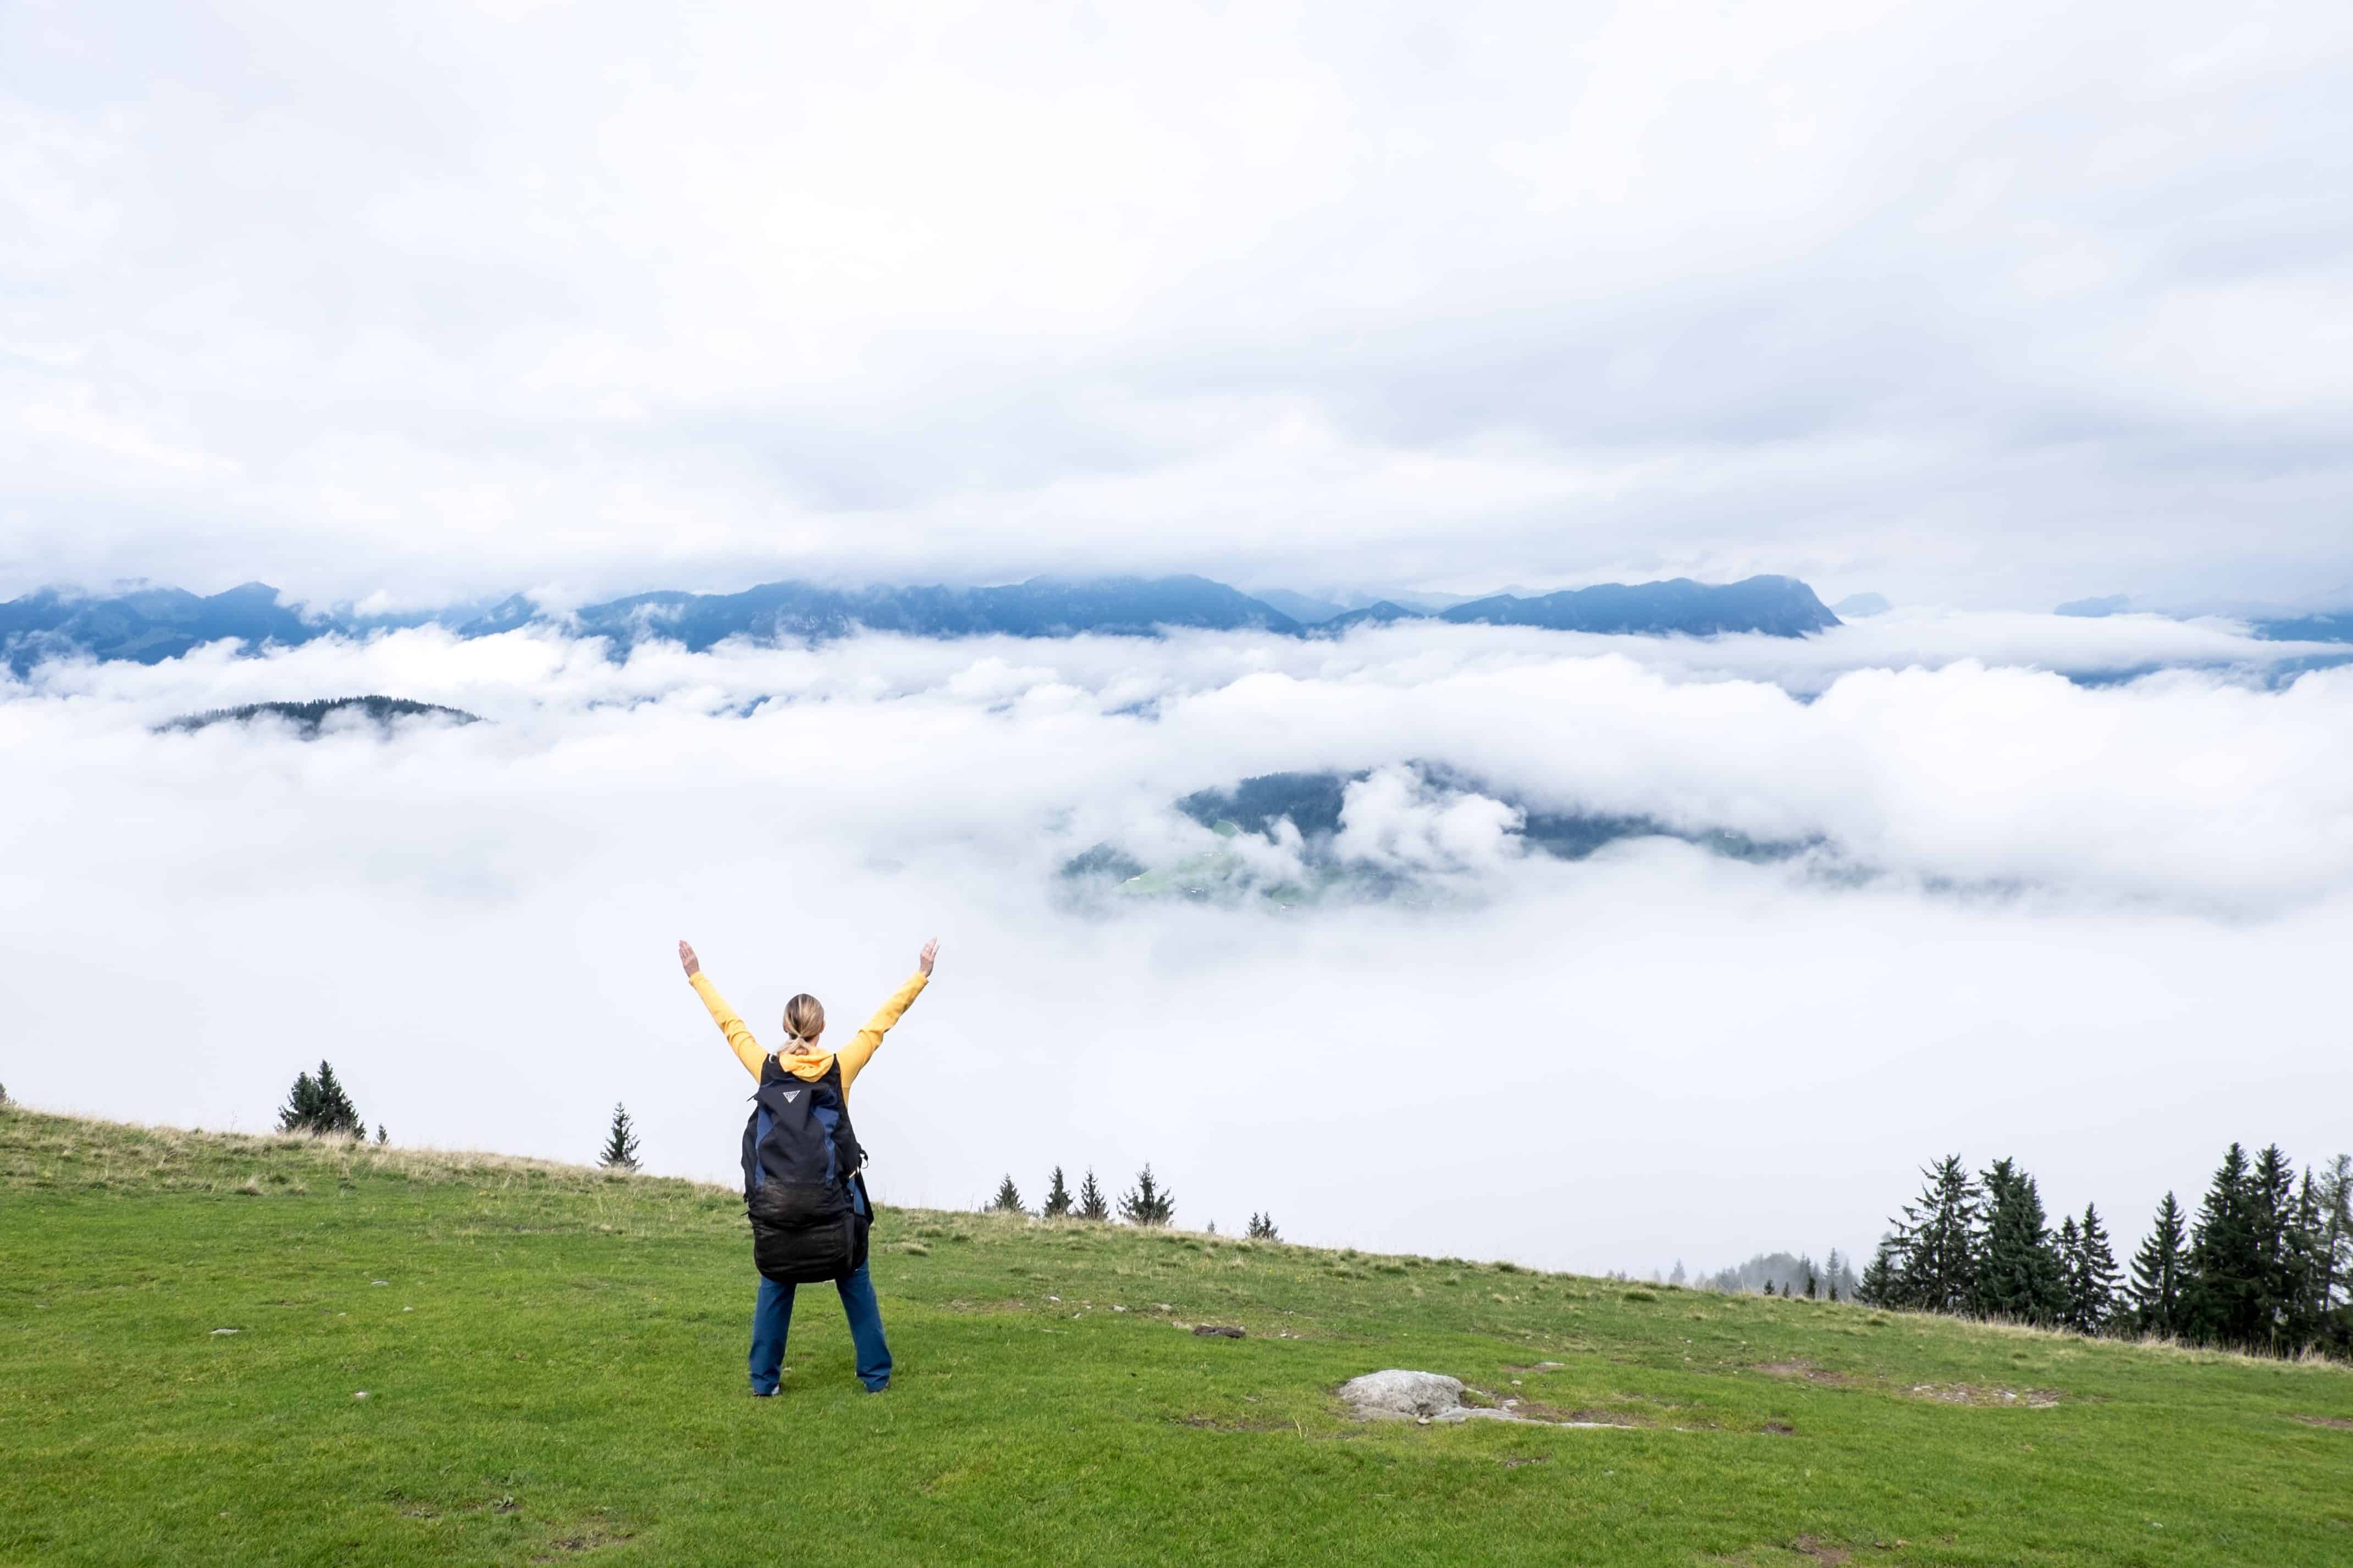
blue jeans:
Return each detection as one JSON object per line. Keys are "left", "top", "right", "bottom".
{"left": 747, "top": 1179, "right": 891, "bottom": 1393}
{"left": 750, "top": 1263, "right": 892, "bottom": 1393}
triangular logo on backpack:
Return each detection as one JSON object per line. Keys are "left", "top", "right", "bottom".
{"left": 780, "top": 1089, "right": 802, "bottom": 1104}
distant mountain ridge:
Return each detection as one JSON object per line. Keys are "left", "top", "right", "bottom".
{"left": 159, "top": 696, "right": 482, "bottom": 736}
{"left": 1321, "top": 575, "right": 1841, "bottom": 638}
{"left": 3, "top": 572, "right": 1846, "bottom": 671}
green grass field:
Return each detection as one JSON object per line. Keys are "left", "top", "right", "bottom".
{"left": 4, "top": 1106, "right": 2349, "bottom": 1567}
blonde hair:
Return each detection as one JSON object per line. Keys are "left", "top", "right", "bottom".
{"left": 782, "top": 993, "right": 826, "bottom": 1045}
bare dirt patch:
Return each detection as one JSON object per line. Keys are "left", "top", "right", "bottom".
{"left": 1504, "top": 1398, "right": 1644, "bottom": 1427}
{"left": 1708, "top": 1537, "right": 1879, "bottom": 1566}
{"left": 533, "top": 1528, "right": 629, "bottom": 1558}
{"left": 1757, "top": 1360, "right": 1863, "bottom": 1388}
{"left": 2292, "top": 1414, "right": 2353, "bottom": 1431}
{"left": 1178, "top": 1412, "right": 1286, "bottom": 1433}
{"left": 1907, "top": 1383, "right": 2062, "bottom": 1407}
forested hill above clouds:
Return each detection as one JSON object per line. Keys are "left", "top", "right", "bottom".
{"left": 3, "top": 573, "right": 1843, "bottom": 671}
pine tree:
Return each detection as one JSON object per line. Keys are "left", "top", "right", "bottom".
{"left": 2285, "top": 1168, "right": 2327, "bottom": 1351}
{"left": 2247, "top": 1143, "right": 2302, "bottom": 1353}
{"left": 2319, "top": 1155, "right": 2353, "bottom": 1358}
{"left": 1975, "top": 1158, "right": 2067, "bottom": 1326}
{"left": 2065, "top": 1204, "right": 2121, "bottom": 1334}
{"left": 1118, "top": 1163, "right": 1175, "bottom": 1227}
{"left": 2129, "top": 1191, "right": 2189, "bottom": 1337}
{"left": 374, "top": 1124, "right": 387, "bottom": 1146}
{"left": 1041, "top": 1165, "right": 1074, "bottom": 1218}
{"left": 1894, "top": 1155, "right": 1981, "bottom": 1314}
{"left": 1803, "top": 1268, "right": 1818, "bottom": 1300}
{"left": 278, "top": 1069, "right": 320, "bottom": 1132}
{"left": 2184, "top": 1143, "right": 2262, "bottom": 1349}
{"left": 1246, "top": 1212, "right": 1279, "bottom": 1240}
{"left": 313, "top": 1061, "right": 361, "bottom": 1136}
{"left": 1076, "top": 1167, "right": 1110, "bottom": 1222}
{"left": 598, "top": 1103, "right": 640, "bottom": 1171}
{"left": 1857, "top": 1231, "right": 1905, "bottom": 1307}
{"left": 2316, "top": 1155, "right": 2352, "bottom": 1315}
{"left": 2056, "top": 1215, "right": 2089, "bottom": 1331}
{"left": 991, "top": 1173, "right": 1026, "bottom": 1214}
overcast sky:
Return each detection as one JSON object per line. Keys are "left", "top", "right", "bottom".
{"left": 5, "top": 1, "right": 2352, "bottom": 609}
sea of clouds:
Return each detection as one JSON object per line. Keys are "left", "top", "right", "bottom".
{"left": 5, "top": 612, "right": 2349, "bottom": 1276}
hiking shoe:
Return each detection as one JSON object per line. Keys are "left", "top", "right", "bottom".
{"left": 751, "top": 1387, "right": 779, "bottom": 1398}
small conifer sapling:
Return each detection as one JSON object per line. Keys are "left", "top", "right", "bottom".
{"left": 598, "top": 1102, "right": 641, "bottom": 1171}
{"left": 992, "top": 1173, "right": 1026, "bottom": 1214}
{"left": 1042, "top": 1165, "right": 1074, "bottom": 1219}
{"left": 1076, "top": 1168, "right": 1110, "bottom": 1222}
{"left": 1119, "top": 1163, "right": 1175, "bottom": 1227}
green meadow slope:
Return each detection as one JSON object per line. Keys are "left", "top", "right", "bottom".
{"left": 4, "top": 1106, "right": 2349, "bottom": 1567}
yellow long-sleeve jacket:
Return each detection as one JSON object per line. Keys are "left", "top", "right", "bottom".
{"left": 691, "top": 968, "right": 928, "bottom": 1098}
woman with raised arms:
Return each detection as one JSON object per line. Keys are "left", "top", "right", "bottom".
{"left": 677, "top": 935, "right": 937, "bottom": 1396}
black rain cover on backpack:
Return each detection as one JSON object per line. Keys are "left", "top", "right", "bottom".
{"left": 741, "top": 1054, "right": 870, "bottom": 1283}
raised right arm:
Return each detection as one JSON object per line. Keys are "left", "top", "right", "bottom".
{"left": 681, "top": 939, "right": 765, "bottom": 1080}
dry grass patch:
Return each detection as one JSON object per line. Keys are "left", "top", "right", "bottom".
{"left": 1756, "top": 1360, "right": 1864, "bottom": 1388}
{"left": 1904, "top": 1383, "right": 2063, "bottom": 1408}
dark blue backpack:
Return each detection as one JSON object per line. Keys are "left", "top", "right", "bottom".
{"left": 741, "top": 1054, "right": 870, "bottom": 1283}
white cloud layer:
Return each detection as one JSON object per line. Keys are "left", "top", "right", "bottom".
{"left": 4, "top": 617, "right": 2348, "bottom": 1275}
{"left": 5, "top": 2, "right": 2353, "bottom": 607}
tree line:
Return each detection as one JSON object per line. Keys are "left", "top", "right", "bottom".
{"left": 1680, "top": 1250, "right": 1861, "bottom": 1300}
{"left": 1859, "top": 1144, "right": 2352, "bottom": 1357}
{"left": 274, "top": 1074, "right": 1277, "bottom": 1240}
{"left": 990, "top": 1163, "right": 1280, "bottom": 1239}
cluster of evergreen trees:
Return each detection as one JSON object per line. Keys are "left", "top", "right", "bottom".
{"left": 993, "top": 1163, "right": 1200, "bottom": 1228}
{"left": 1860, "top": 1146, "right": 2352, "bottom": 1357}
{"left": 277, "top": 1061, "right": 372, "bottom": 1139}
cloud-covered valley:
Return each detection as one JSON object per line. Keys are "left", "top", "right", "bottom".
{"left": 5, "top": 615, "right": 2348, "bottom": 1276}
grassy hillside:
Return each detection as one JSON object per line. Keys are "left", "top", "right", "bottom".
{"left": 4, "top": 1106, "right": 2349, "bottom": 1567}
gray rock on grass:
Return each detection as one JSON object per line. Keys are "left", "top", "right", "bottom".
{"left": 1340, "top": 1368, "right": 1632, "bottom": 1429}
{"left": 1340, "top": 1370, "right": 1500, "bottom": 1423}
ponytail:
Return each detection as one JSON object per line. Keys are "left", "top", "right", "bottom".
{"left": 782, "top": 993, "right": 826, "bottom": 1044}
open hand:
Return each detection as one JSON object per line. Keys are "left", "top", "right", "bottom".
{"left": 918, "top": 938, "right": 938, "bottom": 977}
{"left": 678, "top": 939, "right": 701, "bottom": 979}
